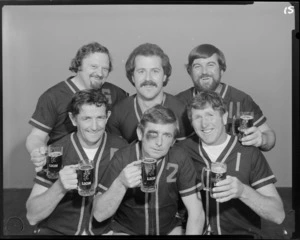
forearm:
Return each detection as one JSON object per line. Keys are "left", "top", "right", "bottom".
{"left": 259, "top": 129, "right": 276, "bottom": 152}
{"left": 26, "top": 134, "right": 47, "bottom": 154}
{"left": 93, "top": 177, "right": 127, "bottom": 222}
{"left": 26, "top": 182, "right": 66, "bottom": 225}
{"left": 184, "top": 192, "right": 205, "bottom": 235}
{"left": 240, "top": 185, "right": 284, "bottom": 224}
{"left": 185, "top": 211, "right": 204, "bottom": 235}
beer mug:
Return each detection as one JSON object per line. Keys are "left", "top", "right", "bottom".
{"left": 38, "top": 146, "right": 48, "bottom": 173}
{"left": 238, "top": 111, "right": 254, "bottom": 140}
{"left": 227, "top": 116, "right": 240, "bottom": 136}
{"left": 141, "top": 158, "right": 157, "bottom": 193}
{"left": 201, "top": 162, "right": 227, "bottom": 198}
{"left": 77, "top": 159, "right": 95, "bottom": 197}
{"left": 46, "top": 145, "right": 63, "bottom": 179}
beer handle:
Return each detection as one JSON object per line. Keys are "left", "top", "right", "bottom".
{"left": 201, "top": 167, "right": 209, "bottom": 191}
{"left": 39, "top": 146, "right": 48, "bottom": 168}
{"left": 232, "top": 116, "right": 236, "bottom": 135}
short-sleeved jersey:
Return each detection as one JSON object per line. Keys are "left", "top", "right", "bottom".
{"left": 176, "top": 84, "right": 267, "bottom": 135}
{"left": 98, "top": 142, "right": 202, "bottom": 235}
{"left": 29, "top": 76, "right": 128, "bottom": 145}
{"left": 178, "top": 134, "right": 276, "bottom": 237}
{"left": 106, "top": 93, "right": 193, "bottom": 143}
{"left": 34, "top": 132, "right": 128, "bottom": 235}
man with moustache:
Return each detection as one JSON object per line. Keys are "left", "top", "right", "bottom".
{"left": 106, "top": 43, "right": 193, "bottom": 143}
{"left": 27, "top": 42, "right": 128, "bottom": 172}
{"left": 176, "top": 44, "right": 275, "bottom": 151}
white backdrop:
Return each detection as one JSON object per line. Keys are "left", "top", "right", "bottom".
{"left": 2, "top": 2, "right": 294, "bottom": 188}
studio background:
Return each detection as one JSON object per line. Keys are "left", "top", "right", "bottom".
{"left": 2, "top": 2, "right": 294, "bottom": 189}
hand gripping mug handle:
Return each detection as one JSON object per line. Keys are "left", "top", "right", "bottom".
{"left": 201, "top": 167, "right": 211, "bottom": 191}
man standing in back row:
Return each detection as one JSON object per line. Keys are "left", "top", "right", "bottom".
{"left": 27, "top": 42, "right": 128, "bottom": 172}
{"left": 176, "top": 44, "right": 275, "bottom": 151}
{"left": 107, "top": 43, "right": 193, "bottom": 143}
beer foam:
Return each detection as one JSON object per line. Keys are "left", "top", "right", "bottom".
{"left": 142, "top": 158, "right": 156, "bottom": 163}
{"left": 240, "top": 115, "right": 253, "bottom": 120}
{"left": 49, "top": 151, "right": 62, "bottom": 157}
{"left": 211, "top": 165, "right": 226, "bottom": 173}
{"left": 79, "top": 165, "right": 93, "bottom": 170}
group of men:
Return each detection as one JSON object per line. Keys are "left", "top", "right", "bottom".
{"left": 25, "top": 41, "right": 285, "bottom": 237}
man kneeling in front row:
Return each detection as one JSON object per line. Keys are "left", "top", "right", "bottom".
{"left": 178, "top": 91, "right": 285, "bottom": 237}
{"left": 93, "top": 105, "right": 205, "bottom": 235}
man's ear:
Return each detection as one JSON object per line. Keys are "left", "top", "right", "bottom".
{"left": 223, "top": 111, "right": 228, "bottom": 125}
{"left": 132, "top": 76, "right": 136, "bottom": 87}
{"left": 69, "top": 112, "right": 77, "bottom": 127}
{"left": 136, "top": 127, "right": 143, "bottom": 141}
{"left": 106, "top": 110, "right": 111, "bottom": 121}
{"left": 162, "top": 74, "right": 167, "bottom": 85}
{"left": 220, "top": 69, "right": 224, "bottom": 78}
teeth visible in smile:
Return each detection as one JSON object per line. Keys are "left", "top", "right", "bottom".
{"left": 202, "top": 129, "right": 213, "bottom": 134}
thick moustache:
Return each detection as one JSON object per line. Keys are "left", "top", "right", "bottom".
{"left": 140, "top": 81, "right": 157, "bottom": 87}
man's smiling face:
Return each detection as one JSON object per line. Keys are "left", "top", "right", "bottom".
{"left": 191, "top": 105, "right": 228, "bottom": 146}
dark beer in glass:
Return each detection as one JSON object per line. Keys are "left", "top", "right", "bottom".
{"left": 239, "top": 112, "right": 254, "bottom": 140}
{"left": 141, "top": 158, "right": 157, "bottom": 193}
{"left": 77, "top": 160, "right": 95, "bottom": 197}
{"left": 47, "top": 146, "right": 63, "bottom": 179}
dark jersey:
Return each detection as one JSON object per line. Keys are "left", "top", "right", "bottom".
{"left": 29, "top": 76, "right": 128, "bottom": 145}
{"left": 98, "top": 142, "right": 202, "bottom": 235}
{"left": 178, "top": 134, "right": 276, "bottom": 237}
{"left": 34, "top": 132, "right": 128, "bottom": 235}
{"left": 176, "top": 84, "right": 266, "bottom": 135}
{"left": 106, "top": 93, "right": 193, "bottom": 143}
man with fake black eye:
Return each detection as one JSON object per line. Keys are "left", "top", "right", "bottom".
{"left": 93, "top": 105, "right": 204, "bottom": 235}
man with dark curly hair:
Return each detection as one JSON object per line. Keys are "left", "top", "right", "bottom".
{"left": 26, "top": 42, "right": 128, "bottom": 172}
{"left": 107, "top": 43, "right": 193, "bottom": 143}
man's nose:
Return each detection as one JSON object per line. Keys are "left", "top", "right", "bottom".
{"left": 201, "top": 117, "right": 209, "bottom": 128}
{"left": 155, "top": 136, "right": 163, "bottom": 146}
{"left": 145, "top": 70, "right": 151, "bottom": 80}
{"left": 91, "top": 119, "right": 97, "bottom": 130}
{"left": 95, "top": 68, "right": 103, "bottom": 78}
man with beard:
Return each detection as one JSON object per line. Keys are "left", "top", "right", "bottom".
{"left": 106, "top": 43, "right": 193, "bottom": 143}
{"left": 93, "top": 105, "right": 204, "bottom": 235}
{"left": 27, "top": 42, "right": 128, "bottom": 172}
{"left": 176, "top": 44, "right": 275, "bottom": 151}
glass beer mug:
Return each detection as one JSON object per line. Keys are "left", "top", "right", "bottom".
{"left": 201, "top": 162, "right": 227, "bottom": 198}
{"left": 77, "top": 159, "right": 95, "bottom": 197}
{"left": 238, "top": 111, "right": 254, "bottom": 140}
{"left": 140, "top": 157, "right": 157, "bottom": 193}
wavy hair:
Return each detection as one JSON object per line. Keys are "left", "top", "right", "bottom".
{"left": 125, "top": 43, "right": 172, "bottom": 86}
{"left": 186, "top": 44, "right": 226, "bottom": 75}
{"left": 69, "top": 42, "right": 113, "bottom": 73}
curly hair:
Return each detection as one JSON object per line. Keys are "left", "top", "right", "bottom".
{"left": 186, "top": 44, "right": 226, "bottom": 75}
{"left": 125, "top": 43, "right": 172, "bottom": 86}
{"left": 69, "top": 89, "right": 110, "bottom": 116}
{"left": 69, "top": 42, "right": 112, "bottom": 73}
{"left": 187, "top": 90, "right": 227, "bottom": 121}
{"left": 137, "top": 104, "right": 179, "bottom": 138}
